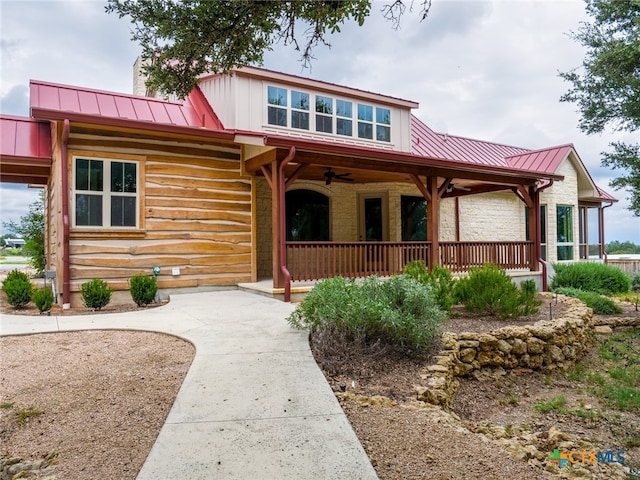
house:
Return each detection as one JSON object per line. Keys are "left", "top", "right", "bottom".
{"left": 0, "top": 65, "right": 616, "bottom": 307}
{"left": 4, "top": 238, "right": 26, "bottom": 249}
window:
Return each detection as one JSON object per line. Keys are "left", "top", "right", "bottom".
{"left": 556, "top": 205, "right": 574, "bottom": 260}
{"left": 291, "top": 90, "right": 309, "bottom": 130}
{"left": 376, "top": 108, "right": 391, "bottom": 142}
{"left": 266, "top": 85, "right": 391, "bottom": 142}
{"left": 336, "top": 99, "right": 352, "bottom": 136}
{"left": 315, "top": 95, "right": 333, "bottom": 134}
{"left": 401, "top": 196, "right": 426, "bottom": 241}
{"left": 357, "top": 104, "right": 373, "bottom": 139}
{"left": 286, "top": 190, "right": 329, "bottom": 241}
{"left": 267, "top": 86, "right": 287, "bottom": 126}
{"left": 74, "top": 157, "right": 138, "bottom": 228}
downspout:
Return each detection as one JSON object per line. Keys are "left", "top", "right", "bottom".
{"left": 279, "top": 147, "right": 295, "bottom": 302}
{"left": 601, "top": 201, "right": 614, "bottom": 264}
{"left": 61, "top": 119, "right": 71, "bottom": 308}
{"left": 536, "top": 180, "right": 554, "bottom": 291}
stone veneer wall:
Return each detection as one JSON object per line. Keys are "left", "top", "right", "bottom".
{"left": 416, "top": 294, "right": 594, "bottom": 409}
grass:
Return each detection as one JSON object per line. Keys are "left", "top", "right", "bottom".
{"left": 534, "top": 395, "right": 568, "bottom": 413}
{"left": 0, "top": 402, "right": 14, "bottom": 409}
{"left": 16, "top": 407, "right": 43, "bottom": 425}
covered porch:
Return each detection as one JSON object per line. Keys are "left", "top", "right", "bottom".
{"left": 244, "top": 135, "right": 562, "bottom": 301}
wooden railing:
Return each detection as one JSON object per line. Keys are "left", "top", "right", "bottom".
{"left": 286, "top": 240, "right": 536, "bottom": 281}
{"left": 286, "top": 241, "right": 431, "bottom": 281}
{"left": 440, "top": 241, "right": 534, "bottom": 272}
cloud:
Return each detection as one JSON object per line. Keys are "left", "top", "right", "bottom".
{"left": 0, "top": 185, "right": 41, "bottom": 235}
{"left": 0, "top": 84, "right": 29, "bottom": 116}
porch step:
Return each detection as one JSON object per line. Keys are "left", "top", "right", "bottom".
{"left": 238, "top": 279, "right": 316, "bottom": 303}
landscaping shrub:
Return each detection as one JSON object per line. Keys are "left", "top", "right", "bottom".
{"left": 452, "top": 263, "right": 541, "bottom": 320}
{"left": 32, "top": 286, "right": 54, "bottom": 313}
{"left": 80, "top": 278, "right": 113, "bottom": 311}
{"left": 403, "top": 261, "right": 456, "bottom": 312}
{"left": 554, "top": 287, "right": 623, "bottom": 315}
{"left": 129, "top": 274, "right": 158, "bottom": 307}
{"left": 288, "top": 275, "right": 447, "bottom": 352}
{"left": 1, "top": 270, "right": 33, "bottom": 309}
{"left": 632, "top": 272, "right": 640, "bottom": 292}
{"left": 551, "top": 262, "right": 631, "bottom": 295}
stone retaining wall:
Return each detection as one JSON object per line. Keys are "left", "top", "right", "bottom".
{"left": 416, "top": 295, "right": 595, "bottom": 409}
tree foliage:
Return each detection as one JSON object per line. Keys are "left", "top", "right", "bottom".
{"left": 3, "top": 192, "right": 45, "bottom": 275}
{"left": 606, "top": 240, "right": 640, "bottom": 255}
{"left": 106, "top": 0, "right": 431, "bottom": 99}
{"left": 560, "top": 0, "right": 640, "bottom": 216}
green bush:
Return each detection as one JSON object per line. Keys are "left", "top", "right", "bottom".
{"left": 32, "top": 287, "right": 54, "bottom": 313}
{"left": 403, "top": 261, "right": 456, "bottom": 312}
{"left": 80, "top": 278, "right": 113, "bottom": 311}
{"left": 452, "top": 264, "right": 541, "bottom": 320}
{"left": 129, "top": 274, "right": 158, "bottom": 307}
{"left": 551, "top": 262, "right": 631, "bottom": 295}
{"left": 288, "top": 275, "right": 447, "bottom": 352}
{"left": 632, "top": 272, "right": 640, "bottom": 292}
{"left": 554, "top": 287, "right": 623, "bottom": 315}
{"left": 2, "top": 270, "right": 33, "bottom": 309}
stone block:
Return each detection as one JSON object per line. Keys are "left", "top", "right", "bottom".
{"left": 526, "top": 337, "right": 546, "bottom": 354}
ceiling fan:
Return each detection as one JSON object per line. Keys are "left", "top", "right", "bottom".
{"left": 324, "top": 167, "right": 354, "bottom": 185}
{"left": 446, "top": 183, "right": 471, "bottom": 193}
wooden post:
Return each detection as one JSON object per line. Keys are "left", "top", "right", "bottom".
{"left": 427, "top": 176, "right": 440, "bottom": 271}
{"left": 271, "top": 158, "right": 284, "bottom": 288}
{"left": 530, "top": 186, "right": 541, "bottom": 273}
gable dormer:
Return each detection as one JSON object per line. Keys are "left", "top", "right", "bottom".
{"left": 197, "top": 66, "right": 418, "bottom": 152}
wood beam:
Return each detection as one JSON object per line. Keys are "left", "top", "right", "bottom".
{"left": 261, "top": 165, "right": 273, "bottom": 188}
{"left": 285, "top": 163, "right": 308, "bottom": 188}
{"left": 410, "top": 174, "right": 431, "bottom": 202}
{"left": 427, "top": 176, "right": 440, "bottom": 271}
{"left": 271, "top": 159, "right": 284, "bottom": 287}
{"left": 441, "top": 184, "right": 513, "bottom": 199}
{"left": 516, "top": 185, "right": 534, "bottom": 208}
{"left": 245, "top": 149, "right": 277, "bottom": 173}
{"left": 438, "top": 178, "right": 453, "bottom": 197}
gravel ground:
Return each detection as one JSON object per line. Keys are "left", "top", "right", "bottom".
{"left": 0, "top": 330, "right": 194, "bottom": 480}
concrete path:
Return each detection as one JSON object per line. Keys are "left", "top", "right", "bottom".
{"left": 0, "top": 290, "right": 378, "bottom": 480}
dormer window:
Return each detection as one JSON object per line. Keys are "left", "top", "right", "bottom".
{"left": 266, "top": 85, "right": 391, "bottom": 143}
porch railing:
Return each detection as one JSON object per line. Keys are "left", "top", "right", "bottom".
{"left": 286, "top": 241, "right": 431, "bottom": 281}
{"left": 440, "top": 241, "right": 534, "bottom": 272}
{"left": 286, "top": 240, "right": 535, "bottom": 281}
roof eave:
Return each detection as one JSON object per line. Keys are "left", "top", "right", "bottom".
{"left": 263, "top": 134, "right": 563, "bottom": 182}
{"left": 30, "top": 108, "right": 235, "bottom": 141}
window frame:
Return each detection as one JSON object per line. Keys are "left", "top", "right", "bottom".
{"left": 265, "top": 84, "right": 391, "bottom": 143}
{"left": 556, "top": 204, "right": 574, "bottom": 261}
{"left": 71, "top": 152, "right": 144, "bottom": 231}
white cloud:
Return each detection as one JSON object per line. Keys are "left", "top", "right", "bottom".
{"left": 1, "top": 0, "right": 638, "bottom": 243}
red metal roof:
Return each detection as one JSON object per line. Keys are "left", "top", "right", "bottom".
{"left": 0, "top": 115, "right": 51, "bottom": 162}
{"left": 411, "top": 115, "right": 529, "bottom": 169}
{"left": 29, "top": 80, "right": 225, "bottom": 132}
{"left": 505, "top": 144, "right": 574, "bottom": 174}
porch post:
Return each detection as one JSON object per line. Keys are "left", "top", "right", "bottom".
{"left": 271, "top": 158, "right": 284, "bottom": 288}
{"left": 599, "top": 205, "right": 606, "bottom": 260}
{"left": 427, "top": 176, "right": 440, "bottom": 270}
{"left": 530, "top": 186, "right": 541, "bottom": 273}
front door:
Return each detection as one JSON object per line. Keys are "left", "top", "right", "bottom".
{"left": 358, "top": 193, "right": 388, "bottom": 241}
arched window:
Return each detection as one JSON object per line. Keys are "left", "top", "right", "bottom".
{"left": 286, "top": 190, "right": 330, "bottom": 241}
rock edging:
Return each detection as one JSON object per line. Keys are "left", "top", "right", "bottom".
{"left": 416, "top": 294, "right": 594, "bottom": 409}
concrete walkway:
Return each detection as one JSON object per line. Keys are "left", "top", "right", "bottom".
{"left": 0, "top": 290, "right": 378, "bottom": 480}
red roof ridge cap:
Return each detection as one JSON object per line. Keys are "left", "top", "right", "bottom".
{"left": 29, "top": 79, "right": 186, "bottom": 106}
{"left": 504, "top": 143, "right": 575, "bottom": 158}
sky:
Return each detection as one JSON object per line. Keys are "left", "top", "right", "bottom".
{"left": 1, "top": 0, "right": 639, "bottom": 244}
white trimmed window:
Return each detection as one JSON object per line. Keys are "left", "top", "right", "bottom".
{"left": 266, "top": 85, "right": 391, "bottom": 142}
{"left": 556, "top": 205, "right": 574, "bottom": 260}
{"left": 74, "top": 156, "right": 139, "bottom": 228}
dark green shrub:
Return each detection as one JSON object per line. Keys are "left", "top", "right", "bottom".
{"left": 520, "top": 279, "right": 538, "bottom": 297}
{"left": 288, "top": 275, "right": 447, "bottom": 352}
{"left": 4, "top": 269, "right": 29, "bottom": 283}
{"left": 632, "top": 272, "right": 640, "bottom": 292}
{"left": 80, "top": 278, "right": 113, "bottom": 311}
{"left": 452, "top": 264, "right": 541, "bottom": 320}
{"left": 2, "top": 272, "right": 33, "bottom": 309}
{"left": 404, "top": 261, "right": 456, "bottom": 312}
{"left": 551, "top": 262, "right": 631, "bottom": 295}
{"left": 129, "top": 274, "right": 158, "bottom": 307}
{"left": 554, "top": 287, "right": 623, "bottom": 315}
{"left": 32, "top": 287, "right": 54, "bottom": 313}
